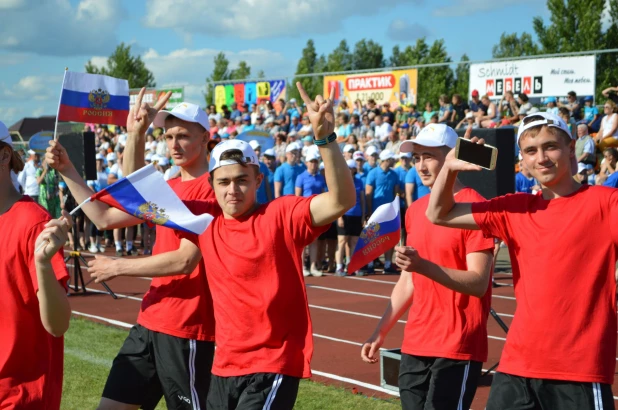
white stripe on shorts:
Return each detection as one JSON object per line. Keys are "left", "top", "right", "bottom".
{"left": 263, "top": 374, "right": 283, "bottom": 410}
{"left": 457, "top": 361, "right": 471, "bottom": 410}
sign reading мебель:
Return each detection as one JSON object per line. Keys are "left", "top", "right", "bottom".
{"left": 214, "top": 80, "right": 286, "bottom": 113}
{"left": 324, "top": 69, "right": 418, "bottom": 108}
{"left": 469, "top": 55, "right": 595, "bottom": 102}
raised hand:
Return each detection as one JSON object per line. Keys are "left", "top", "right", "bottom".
{"left": 127, "top": 88, "right": 172, "bottom": 136}
{"left": 45, "top": 140, "right": 74, "bottom": 174}
{"left": 445, "top": 125, "right": 485, "bottom": 173}
{"left": 34, "top": 211, "right": 72, "bottom": 263}
{"left": 296, "top": 82, "right": 336, "bottom": 140}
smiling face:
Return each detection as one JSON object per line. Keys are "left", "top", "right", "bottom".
{"left": 411, "top": 144, "right": 449, "bottom": 188}
{"left": 519, "top": 126, "right": 574, "bottom": 187}
{"left": 210, "top": 162, "right": 262, "bottom": 219}
{"left": 164, "top": 117, "right": 209, "bottom": 168}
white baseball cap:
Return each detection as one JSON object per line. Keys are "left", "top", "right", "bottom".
{"left": 379, "top": 149, "right": 395, "bottom": 161}
{"left": 95, "top": 153, "right": 106, "bottom": 161}
{"left": 400, "top": 123, "right": 458, "bottom": 153}
{"left": 305, "top": 151, "right": 320, "bottom": 162}
{"left": 366, "top": 146, "right": 379, "bottom": 156}
{"left": 27, "top": 149, "right": 36, "bottom": 156}
{"left": 158, "top": 157, "right": 170, "bottom": 167}
{"left": 517, "top": 112, "right": 573, "bottom": 144}
{"left": 286, "top": 142, "right": 300, "bottom": 153}
{"left": 263, "top": 148, "right": 276, "bottom": 157}
{"left": 343, "top": 144, "right": 355, "bottom": 153}
{"left": 249, "top": 140, "right": 261, "bottom": 149}
{"left": 106, "top": 152, "right": 117, "bottom": 162}
{"left": 319, "top": 162, "right": 325, "bottom": 170}
{"left": 0, "top": 121, "right": 11, "bottom": 147}
{"left": 209, "top": 139, "right": 259, "bottom": 173}
{"left": 353, "top": 151, "right": 365, "bottom": 161}
{"left": 398, "top": 152, "right": 412, "bottom": 159}
{"left": 153, "top": 102, "right": 210, "bottom": 131}
{"left": 346, "top": 159, "right": 356, "bottom": 169}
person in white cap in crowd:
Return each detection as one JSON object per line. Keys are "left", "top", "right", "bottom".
{"left": 46, "top": 91, "right": 220, "bottom": 409}
{"left": 155, "top": 156, "right": 170, "bottom": 176}
{"left": 274, "top": 142, "right": 305, "bottom": 197}
{"left": 249, "top": 140, "right": 273, "bottom": 203}
{"left": 133, "top": 83, "right": 355, "bottom": 409}
{"left": 106, "top": 152, "right": 117, "bottom": 169}
{"left": 301, "top": 135, "right": 314, "bottom": 159}
{"left": 262, "top": 148, "right": 277, "bottom": 202}
{"left": 364, "top": 149, "right": 400, "bottom": 274}
{"left": 295, "top": 150, "right": 327, "bottom": 277}
{"left": 336, "top": 159, "right": 366, "bottom": 276}
{"left": 516, "top": 153, "right": 539, "bottom": 194}
{"left": 342, "top": 143, "right": 355, "bottom": 161}
{"left": 420, "top": 113, "right": 618, "bottom": 409}
{"left": 0, "top": 120, "right": 72, "bottom": 410}
{"left": 17, "top": 149, "right": 41, "bottom": 203}
{"left": 362, "top": 123, "right": 494, "bottom": 410}
{"left": 353, "top": 150, "right": 368, "bottom": 187}
{"left": 363, "top": 145, "right": 379, "bottom": 174}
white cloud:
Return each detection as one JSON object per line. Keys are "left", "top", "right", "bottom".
{"left": 0, "top": 53, "right": 29, "bottom": 66}
{"left": 0, "top": 0, "right": 123, "bottom": 56}
{"left": 0, "top": 107, "right": 25, "bottom": 126}
{"left": 1, "top": 75, "right": 61, "bottom": 101}
{"left": 0, "top": 0, "right": 27, "bottom": 9}
{"left": 386, "top": 20, "right": 430, "bottom": 41}
{"left": 433, "top": 0, "right": 536, "bottom": 17}
{"left": 143, "top": 0, "right": 421, "bottom": 39}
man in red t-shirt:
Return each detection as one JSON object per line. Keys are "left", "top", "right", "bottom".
{"left": 0, "top": 124, "right": 71, "bottom": 410}
{"left": 133, "top": 83, "right": 356, "bottom": 409}
{"left": 46, "top": 94, "right": 218, "bottom": 409}
{"left": 360, "top": 124, "right": 494, "bottom": 410}
{"left": 420, "top": 112, "right": 618, "bottom": 409}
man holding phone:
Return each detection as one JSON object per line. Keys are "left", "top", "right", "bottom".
{"left": 421, "top": 113, "right": 618, "bottom": 409}
{"left": 361, "top": 124, "right": 494, "bottom": 410}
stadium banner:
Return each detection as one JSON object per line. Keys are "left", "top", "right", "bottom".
{"left": 214, "top": 80, "right": 287, "bottom": 113}
{"left": 129, "top": 87, "right": 185, "bottom": 110}
{"left": 323, "top": 69, "right": 418, "bottom": 108}
{"left": 469, "top": 55, "right": 596, "bottom": 103}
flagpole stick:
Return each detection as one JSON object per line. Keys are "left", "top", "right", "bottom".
{"left": 53, "top": 68, "right": 68, "bottom": 142}
{"left": 34, "top": 197, "right": 91, "bottom": 254}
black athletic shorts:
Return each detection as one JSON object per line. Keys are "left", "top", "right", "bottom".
{"left": 486, "top": 371, "right": 616, "bottom": 410}
{"left": 318, "top": 222, "right": 338, "bottom": 240}
{"left": 398, "top": 353, "right": 482, "bottom": 410}
{"left": 102, "top": 324, "right": 214, "bottom": 410}
{"left": 207, "top": 373, "right": 300, "bottom": 410}
{"left": 336, "top": 215, "right": 363, "bottom": 236}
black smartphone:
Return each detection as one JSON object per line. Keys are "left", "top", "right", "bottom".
{"left": 455, "top": 138, "right": 498, "bottom": 170}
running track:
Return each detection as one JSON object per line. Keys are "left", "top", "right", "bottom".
{"left": 63, "top": 248, "right": 618, "bottom": 409}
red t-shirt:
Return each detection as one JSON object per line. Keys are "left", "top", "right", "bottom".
{"left": 402, "top": 188, "right": 494, "bottom": 362}
{"left": 181, "top": 195, "right": 328, "bottom": 378}
{"left": 471, "top": 185, "right": 618, "bottom": 384}
{"left": 0, "top": 197, "right": 69, "bottom": 410}
{"left": 137, "top": 172, "right": 217, "bottom": 341}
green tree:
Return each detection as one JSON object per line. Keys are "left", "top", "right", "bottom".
{"left": 418, "top": 39, "right": 454, "bottom": 107}
{"left": 389, "top": 45, "right": 405, "bottom": 67}
{"left": 205, "top": 52, "right": 230, "bottom": 106}
{"left": 229, "top": 61, "right": 251, "bottom": 80}
{"left": 85, "top": 43, "right": 155, "bottom": 88}
{"left": 290, "top": 39, "right": 321, "bottom": 102}
{"left": 452, "top": 54, "right": 470, "bottom": 99}
{"left": 257, "top": 70, "right": 266, "bottom": 79}
{"left": 327, "top": 40, "right": 352, "bottom": 72}
{"left": 597, "top": 0, "right": 618, "bottom": 97}
{"left": 492, "top": 32, "right": 540, "bottom": 58}
{"left": 352, "top": 39, "right": 384, "bottom": 70}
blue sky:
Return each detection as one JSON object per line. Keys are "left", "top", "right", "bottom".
{"left": 0, "top": 0, "right": 549, "bottom": 126}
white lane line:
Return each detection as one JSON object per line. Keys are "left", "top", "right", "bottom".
{"left": 309, "top": 304, "right": 407, "bottom": 324}
{"left": 72, "top": 311, "right": 133, "bottom": 329}
{"left": 85, "top": 287, "right": 144, "bottom": 302}
{"left": 311, "top": 370, "right": 400, "bottom": 397}
{"left": 65, "top": 347, "right": 112, "bottom": 368}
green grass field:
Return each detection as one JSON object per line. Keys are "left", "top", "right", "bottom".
{"left": 62, "top": 317, "right": 400, "bottom": 409}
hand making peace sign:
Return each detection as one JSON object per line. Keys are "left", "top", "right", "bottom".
{"left": 296, "top": 82, "right": 336, "bottom": 140}
{"left": 127, "top": 87, "right": 173, "bottom": 136}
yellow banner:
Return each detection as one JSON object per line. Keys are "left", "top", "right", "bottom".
{"left": 324, "top": 69, "right": 417, "bottom": 108}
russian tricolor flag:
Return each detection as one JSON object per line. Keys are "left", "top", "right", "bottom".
{"left": 83, "top": 164, "right": 214, "bottom": 235}
{"left": 57, "top": 71, "right": 130, "bottom": 126}
{"left": 347, "top": 198, "right": 401, "bottom": 274}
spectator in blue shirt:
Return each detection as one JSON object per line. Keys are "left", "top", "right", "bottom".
{"left": 404, "top": 166, "right": 430, "bottom": 206}
{"left": 353, "top": 151, "right": 368, "bottom": 186}
{"left": 516, "top": 155, "right": 539, "bottom": 194}
{"left": 365, "top": 149, "right": 400, "bottom": 274}
{"left": 335, "top": 159, "right": 366, "bottom": 276}
{"left": 230, "top": 102, "right": 242, "bottom": 121}
{"left": 295, "top": 151, "right": 326, "bottom": 277}
{"left": 274, "top": 143, "right": 304, "bottom": 197}
{"left": 580, "top": 96, "right": 599, "bottom": 127}
{"left": 249, "top": 140, "right": 273, "bottom": 203}
{"left": 261, "top": 148, "right": 277, "bottom": 199}
{"left": 363, "top": 145, "right": 379, "bottom": 174}
{"left": 602, "top": 171, "right": 618, "bottom": 188}
{"left": 242, "top": 114, "right": 255, "bottom": 132}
